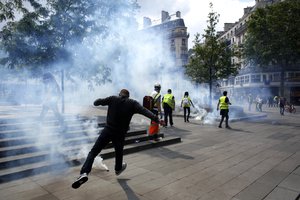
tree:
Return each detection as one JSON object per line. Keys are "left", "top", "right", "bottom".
{"left": 0, "top": 0, "right": 140, "bottom": 78}
{"left": 243, "top": 0, "right": 300, "bottom": 96}
{"left": 0, "top": 0, "right": 46, "bottom": 23}
{"left": 185, "top": 2, "right": 239, "bottom": 107}
{"left": 0, "top": 0, "right": 140, "bottom": 109}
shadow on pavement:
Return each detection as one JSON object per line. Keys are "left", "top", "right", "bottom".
{"left": 117, "top": 178, "right": 140, "bottom": 200}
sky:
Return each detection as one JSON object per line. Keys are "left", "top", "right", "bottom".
{"left": 136, "top": 0, "right": 256, "bottom": 47}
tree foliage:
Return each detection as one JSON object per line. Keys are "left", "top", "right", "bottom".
{"left": 0, "top": 0, "right": 140, "bottom": 81}
{"left": 185, "top": 3, "right": 239, "bottom": 83}
{"left": 0, "top": 0, "right": 46, "bottom": 23}
{"left": 244, "top": 0, "right": 300, "bottom": 65}
{"left": 185, "top": 3, "right": 239, "bottom": 105}
{"left": 243, "top": 0, "right": 300, "bottom": 95}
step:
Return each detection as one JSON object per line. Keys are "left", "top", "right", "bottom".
{"left": 0, "top": 136, "right": 181, "bottom": 184}
{"left": 0, "top": 133, "right": 164, "bottom": 170}
{"left": 0, "top": 130, "right": 147, "bottom": 158}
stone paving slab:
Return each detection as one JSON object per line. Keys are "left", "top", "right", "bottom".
{"left": 0, "top": 105, "right": 299, "bottom": 200}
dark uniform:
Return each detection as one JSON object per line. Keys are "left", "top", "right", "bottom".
{"left": 81, "top": 95, "right": 159, "bottom": 175}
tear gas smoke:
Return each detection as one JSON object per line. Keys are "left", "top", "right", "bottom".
{"left": 0, "top": 1, "right": 246, "bottom": 178}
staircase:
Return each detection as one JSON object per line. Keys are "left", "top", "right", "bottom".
{"left": 0, "top": 114, "right": 181, "bottom": 184}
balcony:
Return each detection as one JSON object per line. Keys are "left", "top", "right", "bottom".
{"left": 235, "top": 24, "right": 247, "bottom": 36}
{"left": 181, "top": 46, "right": 188, "bottom": 51}
{"left": 167, "top": 32, "right": 189, "bottom": 39}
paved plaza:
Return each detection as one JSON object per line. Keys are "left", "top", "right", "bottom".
{"left": 0, "top": 105, "right": 299, "bottom": 200}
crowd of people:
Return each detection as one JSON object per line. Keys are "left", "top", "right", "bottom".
{"left": 38, "top": 75, "right": 294, "bottom": 189}
{"left": 230, "top": 93, "right": 295, "bottom": 116}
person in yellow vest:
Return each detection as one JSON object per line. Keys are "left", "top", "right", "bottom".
{"left": 150, "top": 83, "right": 162, "bottom": 141}
{"left": 217, "top": 91, "right": 232, "bottom": 128}
{"left": 162, "top": 89, "right": 175, "bottom": 127}
{"left": 181, "top": 91, "right": 194, "bottom": 122}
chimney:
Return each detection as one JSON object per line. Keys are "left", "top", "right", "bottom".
{"left": 244, "top": 7, "right": 252, "bottom": 15}
{"left": 224, "top": 23, "right": 235, "bottom": 32}
{"left": 161, "top": 10, "right": 169, "bottom": 23}
{"left": 143, "top": 17, "right": 152, "bottom": 28}
{"left": 176, "top": 11, "right": 181, "bottom": 18}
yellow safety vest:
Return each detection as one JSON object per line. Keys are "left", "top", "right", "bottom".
{"left": 182, "top": 96, "right": 191, "bottom": 107}
{"left": 219, "top": 96, "right": 229, "bottom": 110}
{"left": 152, "top": 92, "right": 161, "bottom": 108}
{"left": 163, "top": 93, "right": 175, "bottom": 109}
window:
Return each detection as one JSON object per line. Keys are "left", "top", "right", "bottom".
{"left": 251, "top": 74, "right": 261, "bottom": 83}
{"left": 269, "top": 74, "right": 273, "bottom": 81}
{"left": 235, "top": 77, "right": 240, "bottom": 85}
{"left": 240, "top": 76, "right": 245, "bottom": 84}
{"left": 263, "top": 74, "right": 267, "bottom": 81}
{"left": 182, "top": 39, "right": 186, "bottom": 46}
{"left": 171, "top": 39, "right": 175, "bottom": 46}
{"left": 273, "top": 73, "right": 280, "bottom": 81}
{"left": 245, "top": 75, "right": 249, "bottom": 83}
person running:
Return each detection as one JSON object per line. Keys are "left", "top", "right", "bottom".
{"left": 217, "top": 91, "right": 232, "bottom": 129}
{"left": 180, "top": 91, "right": 194, "bottom": 122}
{"left": 72, "top": 89, "right": 159, "bottom": 189}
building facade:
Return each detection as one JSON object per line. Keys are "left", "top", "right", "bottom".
{"left": 217, "top": 0, "right": 300, "bottom": 105}
{"left": 142, "top": 11, "right": 189, "bottom": 68}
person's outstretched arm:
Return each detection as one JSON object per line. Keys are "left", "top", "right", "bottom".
{"left": 134, "top": 100, "right": 159, "bottom": 123}
{"left": 94, "top": 96, "right": 113, "bottom": 106}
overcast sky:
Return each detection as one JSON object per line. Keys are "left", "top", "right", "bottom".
{"left": 136, "top": 0, "right": 255, "bottom": 47}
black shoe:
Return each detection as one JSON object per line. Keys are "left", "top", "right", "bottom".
{"left": 218, "top": 125, "right": 222, "bottom": 128}
{"left": 226, "top": 126, "right": 231, "bottom": 129}
{"left": 115, "top": 163, "right": 127, "bottom": 176}
{"left": 187, "top": 119, "right": 189, "bottom": 122}
{"left": 154, "top": 137, "right": 162, "bottom": 142}
{"left": 72, "top": 173, "right": 88, "bottom": 189}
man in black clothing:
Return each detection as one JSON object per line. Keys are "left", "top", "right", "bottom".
{"left": 72, "top": 89, "right": 159, "bottom": 189}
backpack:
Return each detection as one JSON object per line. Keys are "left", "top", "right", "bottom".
{"left": 143, "top": 96, "right": 154, "bottom": 110}
{"left": 182, "top": 97, "right": 189, "bottom": 107}
{"left": 143, "top": 93, "right": 160, "bottom": 110}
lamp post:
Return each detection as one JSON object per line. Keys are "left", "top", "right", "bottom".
{"left": 61, "top": 70, "right": 65, "bottom": 113}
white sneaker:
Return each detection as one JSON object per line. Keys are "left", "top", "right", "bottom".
{"left": 72, "top": 173, "right": 88, "bottom": 189}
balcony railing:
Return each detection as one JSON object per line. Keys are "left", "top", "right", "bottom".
{"left": 235, "top": 24, "right": 247, "bottom": 36}
{"left": 167, "top": 32, "right": 189, "bottom": 39}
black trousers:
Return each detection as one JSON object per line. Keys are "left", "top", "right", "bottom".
{"left": 80, "top": 127, "right": 125, "bottom": 174}
{"left": 219, "top": 109, "right": 229, "bottom": 127}
{"left": 163, "top": 104, "right": 173, "bottom": 126}
{"left": 183, "top": 107, "right": 190, "bottom": 122}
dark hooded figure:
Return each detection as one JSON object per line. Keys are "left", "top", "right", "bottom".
{"left": 72, "top": 89, "right": 159, "bottom": 189}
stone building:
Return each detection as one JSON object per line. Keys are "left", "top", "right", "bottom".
{"left": 217, "top": 0, "right": 300, "bottom": 105}
{"left": 142, "top": 11, "right": 189, "bottom": 68}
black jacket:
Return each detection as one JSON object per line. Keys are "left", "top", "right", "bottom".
{"left": 94, "top": 96, "right": 159, "bottom": 132}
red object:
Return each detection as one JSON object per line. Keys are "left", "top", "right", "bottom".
{"left": 143, "top": 96, "right": 154, "bottom": 110}
{"left": 148, "top": 121, "right": 159, "bottom": 135}
{"left": 159, "top": 120, "right": 165, "bottom": 126}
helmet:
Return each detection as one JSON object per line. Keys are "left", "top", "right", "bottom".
{"left": 154, "top": 83, "right": 161, "bottom": 91}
